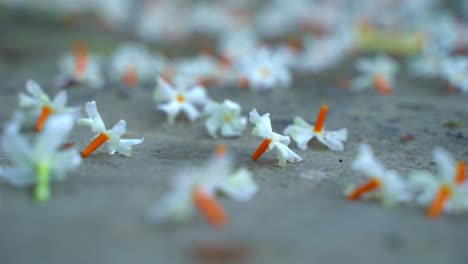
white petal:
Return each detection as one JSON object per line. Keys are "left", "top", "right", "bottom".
{"left": 181, "top": 103, "right": 200, "bottom": 121}
{"left": 26, "top": 80, "right": 44, "bottom": 98}
{"left": 205, "top": 117, "right": 221, "bottom": 138}
{"left": 284, "top": 125, "right": 314, "bottom": 150}
{"left": 116, "top": 138, "right": 144, "bottom": 156}
{"left": 351, "top": 144, "right": 386, "bottom": 178}
{"left": 158, "top": 101, "right": 182, "bottom": 120}
{"left": 219, "top": 168, "right": 257, "bottom": 201}
{"left": 275, "top": 142, "right": 302, "bottom": 166}
{"left": 0, "top": 166, "right": 35, "bottom": 187}
{"left": 249, "top": 109, "right": 273, "bottom": 138}
{"left": 154, "top": 77, "right": 176, "bottom": 102}
{"left": 186, "top": 86, "right": 209, "bottom": 105}
{"left": 77, "top": 101, "right": 106, "bottom": 133}
{"left": 108, "top": 120, "right": 127, "bottom": 139}
{"left": 18, "top": 93, "right": 41, "bottom": 109}
{"left": 34, "top": 114, "right": 74, "bottom": 159}
{"left": 51, "top": 149, "right": 81, "bottom": 180}
{"left": 322, "top": 129, "right": 347, "bottom": 151}
{"left": 433, "top": 147, "right": 456, "bottom": 180}
{"left": 147, "top": 190, "right": 194, "bottom": 223}
{"left": 52, "top": 90, "right": 68, "bottom": 107}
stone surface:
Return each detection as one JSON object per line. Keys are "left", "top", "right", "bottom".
{"left": 0, "top": 12, "right": 467, "bottom": 264}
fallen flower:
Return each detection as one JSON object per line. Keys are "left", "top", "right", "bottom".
{"left": 239, "top": 48, "right": 291, "bottom": 91}
{"left": 409, "top": 147, "right": 467, "bottom": 218}
{"left": 346, "top": 144, "right": 411, "bottom": 207}
{"left": 352, "top": 54, "right": 398, "bottom": 95}
{"left": 147, "top": 145, "right": 257, "bottom": 227}
{"left": 284, "top": 105, "right": 347, "bottom": 151}
{"left": 77, "top": 101, "right": 143, "bottom": 157}
{"left": 441, "top": 56, "right": 468, "bottom": 94}
{"left": 18, "top": 80, "right": 79, "bottom": 132}
{"left": 153, "top": 77, "right": 210, "bottom": 124}
{"left": 204, "top": 99, "right": 247, "bottom": 138}
{"left": 110, "top": 42, "right": 166, "bottom": 88}
{"left": 249, "top": 108, "right": 302, "bottom": 166}
{"left": 55, "top": 41, "right": 105, "bottom": 89}
{"left": 0, "top": 112, "right": 81, "bottom": 202}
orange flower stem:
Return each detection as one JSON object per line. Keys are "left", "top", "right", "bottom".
{"left": 193, "top": 187, "right": 227, "bottom": 228}
{"left": 373, "top": 75, "right": 392, "bottom": 96}
{"left": 455, "top": 161, "right": 466, "bottom": 185}
{"left": 81, "top": 132, "right": 109, "bottom": 158}
{"left": 427, "top": 185, "right": 452, "bottom": 219}
{"left": 347, "top": 177, "right": 381, "bottom": 201}
{"left": 36, "top": 106, "right": 53, "bottom": 132}
{"left": 314, "top": 105, "right": 328, "bottom": 133}
{"left": 73, "top": 41, "right": 88, "bottom": 77}
{"left": 123, "top": 66, "right": 138, "bottom": 88}
{"left": 252, "top": 139, "right": 272, "bottom": 161}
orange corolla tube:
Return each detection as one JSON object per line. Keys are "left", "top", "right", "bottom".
{"left": 252, "top": 139, "right": 272, "bottom": 161}
{"left": 348, "top": 177, "right": 381, "bottom": 201}
{"left": 193, "top": 187, "right": 227, "bottom": 228}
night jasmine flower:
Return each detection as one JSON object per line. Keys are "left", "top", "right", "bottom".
{"left": 346, "top": 144, "right": 411, "bottom": 207}
{"left": 56, "top": 41, "right": 105, "bottom": 89}
{"left": 249, "top": 109, "right": 302, "bottom": 166}
{"left": 77, "top": 101, "right": 143, "bottom": 157}
{"left": 410, "top": 148, "right": 467, "bottom": 218}
{"left": 148, "top": 145, "right": 257, "bottom": 227}
{"left": 18, "top": 80, "right": 79, "bottom": 132}
{"left": 204, "top": 99, "right": 247, "bottom": 138}
{"left": 0, "top": 113, "right": 81, "bottom": 202}
{"left": 153, "top": 77, "right": 210, "bottom": 124}
{"left": 284, "top": 105, "right": 347, "bottom": 151}
{"left": 352, "top": 54, "right": 398, "bottom": 95}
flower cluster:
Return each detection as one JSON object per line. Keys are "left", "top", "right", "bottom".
{"left": 346, "top": 144, "right": 468, "bottom": 219}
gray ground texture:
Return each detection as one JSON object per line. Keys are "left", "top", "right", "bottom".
{"left": 0, "top": 11, "right": 468, "bottom": 264}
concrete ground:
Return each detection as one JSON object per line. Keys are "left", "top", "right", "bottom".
{"left": 0, "top": 11, "right": 467, "bottom": 264}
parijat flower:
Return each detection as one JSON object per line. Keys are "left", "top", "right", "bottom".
{"left": 408, "top": 45, "right": 448, "bottom": 78}
{"left": 283, "top": 105, "right": 347, "bottom": 151}
{"left": 352, "top": 54, "right": 398, "bottom": 95}
{"left": 147, "top": 145, "right": 257, "bottom": 227}
{"left": 110, "top": 43, "right": 166, "bottom": 88}
{"left": 0, "top": 112, "right": 81, "bottom": 202}
{"left": 441, "top": 56, "right": 468, "bottom": 94}
{"left": 409, "top": 148, "right": 468, "bottom": 218}
{"left": 18, "top": 80, "right": 79, "bottom": 132}
{"left": 77, "top": 101, "right": 143, "bottom": 158}
{"left": 249, "top": 108, "right": 302, "bottom": 166}
{"left": 204, "top": 99, "right": 247, "bottom": 138}
{"left": 55, "top": 41, "right": 105, "bottom": 89}
{"left": 153, "top": 77, "right": 210, "bottom": 124}
{"left": 239, "top": 48, "right": 291, "bottom": 90}
{"left": 346, "top": 144, "right": 411, "bottom": 207}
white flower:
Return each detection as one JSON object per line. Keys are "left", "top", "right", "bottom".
{"left": 0, "top": 112, "right": 81, "bottom": 202}
{"left": 218, "top": 29, "right": 258, "bottom": 63}
{"left": 110, "top": 43, "right": 166, "bottom": 87}
{"left": 441, "top": 56, "right": 468, "bottom": 94}
{"left": 77, "top": 101, "right": 143, "bottom": 157}
{"left": 153, "top": 77, "right": 210, "bottom": 124}
{"left": 55, "top": 42, "right": 104, "bottom": 89}
{"left": 409, "top": 147, "right": 468, "bottom": 218}
{"left": 147, "top": 145, "right": 257, "bottom": 226}
{"left": 18, "top": 80, "right": 79, "bottom": 132}
{"left": 249, "top": 108, "right": 302, "bottom": 166}
{"left": 171, "top": 55, "right": 220, "bottom": 87}
{"left": 408, "top": 45, "right": 448, "bottom": 78}
{"left": 239, "top": 48, "right": 292, "bottom": 91}
{"left": 204, "top": 99, "right": 247, "bottom": 138}
{"left": 293, "top": 33, "right": 350, "bottom": 73}
{"left": 284, "top": 105, "right": 347, "bottom": 151}
{"left": 352, "top": 54, "right": 398, "bottom": 95}
{"left": 346, "top": 144, "right": 411, "bottom": 207}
